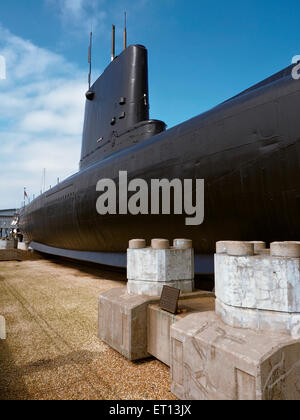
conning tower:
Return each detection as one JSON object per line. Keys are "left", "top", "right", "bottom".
{"left": 80, "top": 41, "right": 166, "bottom": 170}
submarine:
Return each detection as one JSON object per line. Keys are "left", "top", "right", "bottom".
{"left": 19, "top": 26, "right": 300, "bottom": 274}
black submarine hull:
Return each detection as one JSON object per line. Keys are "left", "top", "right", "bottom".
{"left": 19, "top": 46, "right": 300, "bottom": 272}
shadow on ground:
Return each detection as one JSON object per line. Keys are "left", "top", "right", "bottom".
{"left": 0, "top": 345, "right": 103, "bottom": 400}
{"left": 0, "top": 340, "right": 30, "bottom": 400}
{"left": 39, "top": 254, "right": 127, "bottom": 283}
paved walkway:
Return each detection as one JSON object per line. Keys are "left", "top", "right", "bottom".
{"left": 0, "top": 258, "right": 175, "bottom": 400}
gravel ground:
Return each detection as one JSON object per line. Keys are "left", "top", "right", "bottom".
{"left": 0, "top": 257, "right": 176, "bottom": 400}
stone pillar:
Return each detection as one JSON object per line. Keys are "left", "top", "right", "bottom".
{"left": 127, "top": 238, "right": 194, "bottom": 296}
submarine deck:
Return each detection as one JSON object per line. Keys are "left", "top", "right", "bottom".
{"left": 0, "top": 256, "right": 175, "bottom": 400}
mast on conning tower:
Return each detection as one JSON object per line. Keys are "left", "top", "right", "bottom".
{"left": 111, "top": 24, "right": 116, "bottom": 62}
{"left": 123, "top": 12, "right": 127, "bottom": 50}
{"left": 88, "top": 31, "right": 92, "bottom": 90}
{"left": 85, "top": 31, "right": 95, "bottom": 100}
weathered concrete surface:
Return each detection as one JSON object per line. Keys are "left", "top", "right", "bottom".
{"left": 170, "top": 311, "right": 300, "bottom": 400}
{"left": 128, "top": 239, "right": 146, "bottom": 249}
{"left": 148, "top": 294, "right": 214, "bottom": 366}
{"left": 0, "top": 240, "right": 17, "bottom": 250}
{"left": 226, "top": 241, "right": 254, "bottom": 256}
{"left": 215, "top": 253, "right": 300, "bottom": 313}
{"left": 0, "top": 259, "right": 175, "bottom": 400}
{"left": 216, "top": 299, "right": 300, "bottom": 339}
{"left": 173, "top": 239, "right": 193, "bottom": 249}
{"left": 17, "top": 242, "right": 29, "bottom": 251}
{"left": 127, "top": 247, "right": 194, "bottom": 296}
{"left": 216, "top": 241, "right": 266, "bottom": 254}
{"left": 99, "top": 288, "right": 214, "bottom": 364}
{"left": 151, "top": 239, "right": 170, "bottom": 250}
{"left": 98, "top": 287, "right": 159, "bottom": 361}
{"left": 127, "top": 279, "right": 194, "bottom": 296}
{"left": 271, "top": 242, "right": 300, "bottom": 258}
{"left": 0, "top": 315, "right": 5, "bottom": 340}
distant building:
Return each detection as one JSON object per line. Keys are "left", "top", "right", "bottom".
{"left": 0, "top": 209, "right": 17, "bottom": 238}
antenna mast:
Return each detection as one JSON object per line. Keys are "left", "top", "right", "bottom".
{"left": 88, "top": 31, "right": 93, "bottom": 89}
{"left": 123, "top": 12, "right": 127, "bottom": 50}
{"left": 111, "top": 24, "right": 115, "bottom": 62}
{"left": 43, "top": 168, "right": 46, "bottom": 193}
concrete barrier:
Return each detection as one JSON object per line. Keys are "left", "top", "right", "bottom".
{"left": 127, "top": 238, "right": 194, "bottom": 296}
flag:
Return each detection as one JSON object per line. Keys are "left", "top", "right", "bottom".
{"left": 24, "top": 188, "right": 28, "bottom": 200}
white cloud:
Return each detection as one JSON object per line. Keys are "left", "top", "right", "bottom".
{"left": 0, "top": 25, "right": 87, "bottom": 209}
{"left": 46, "top": 0, "right": 107, "bottom": 35}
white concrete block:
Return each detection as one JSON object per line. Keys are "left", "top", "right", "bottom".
{"left": 0, "top": 316, "right": 6, "bottom": 340}
{"left": 216, "top": 299, "right": 300, "bottom": 339}
{"left": 17, "top": 242, "right": 29, "bottom": 251}
{"left": 127, "top": 247, "right": 194, "bottom": 296}
{"left": 0, "top": 240, "right": 16, "bottom": 250}
{"left": 215, "top": 253, "right": 300, "bottom": 313}
{"left": 127, "top": 279, "right": 194, "bottom": 297}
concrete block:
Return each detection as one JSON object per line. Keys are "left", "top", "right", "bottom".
{"left": 215, "top": 253, "right": 300, "bottom": 313}
{"left": 170, "top": 311, "right": 300, "bottom": 400}
{"left": 98, "top": 287, "right": 159, "bottom": 360}
{"left": 0, "top": 240, "right": 17, "bottom": 250}
{"left": 147, "top": 293, "right": 214, "bottom": 366}
{"left": 127, "top": 246, "right": 194, "bottom": 296}
{"left": 216, "top": 241, "right": 266, "bottom": 255}
{"left": 17, "top": 242, "right": 29, "bottom": 251}
{"left": 129, "top": 239, "right": 146, "bottom": 249}
{"left": 249, "top": 241, "right": 266, "bottom": 253}
{"left": 0, "top": 316, "right": 5, "bottom": 340}
{"left": 216, "top": 241, "right": 233, "bottom": 254}
{"left": 151, "top": 239, "right": 170, "bottom": 250}
{"left": 226, "top": 241, "right": 254, "bottom": 256}
{"left": 173, "top": 239, "right": 193, "bottom": 249}
{"left": 216, "top": 299, "right": 300, "bottom": 339}
{"left": 271, "top": 242, "right": 300, "bottom": 258}
{"left": 127, "top": 279, "right": 194, "bottom": 296}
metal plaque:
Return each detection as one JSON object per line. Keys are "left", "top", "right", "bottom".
{"left": 159, "top": 286, "right": 180, "bottom": 314}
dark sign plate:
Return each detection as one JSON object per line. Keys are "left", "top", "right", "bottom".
{"left": 159, "top": 286, "right": 180, "bottom": 314}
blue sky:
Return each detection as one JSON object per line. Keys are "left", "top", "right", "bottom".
{"left": 0, "top": 0, "right": 300, "bottom": 208}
